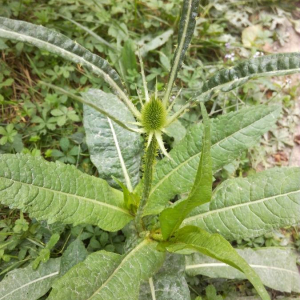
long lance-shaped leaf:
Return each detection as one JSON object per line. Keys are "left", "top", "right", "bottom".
{"left": 183, "top": 167, "right": 300, "bottom": 241}
{"left": 83, "top": 89, "right": 143, "bottom": 190}
{"left": 144, "top": 104, "right": 281, "bottom": 216}
{"left": 0, "top": 239, "right": 88, "bottom": 300}
{"left": 0, "top": 17, "right": 140, "bottom": 118}
{"left": 0, "top": 154, "right": 133, "bottom": 232}
{"left": 48, "top": 239, "right": 165, "bottom": 300}
{"left": 0, "top": 258, "right": 60, "bottom": 300}
{"left": 40, "top": 82, "right": 134, "bottom": 132}
{"left": 163, "top": 0, "right": 200, "bottom": 106}
{"left": 186, "top": 247, "right": 300, "bottom": 293}
{"left": 159, "top": 103, "right": 212, "bottom": 240}
{"left": 191, "top": 53, "right": 300, "bottom": 102}
{"left": 139, "top": 254, "right": 190, "bottom": 300}
{"left": 159, "top": 226, "right": 270, "bottom": 300}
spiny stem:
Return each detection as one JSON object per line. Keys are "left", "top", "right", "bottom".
{"left": 135, "top": 137, "right": 157, "bottom": 232}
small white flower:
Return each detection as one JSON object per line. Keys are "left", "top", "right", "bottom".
{"left": 225, "top": 52, "right": 235, "bottom": 61}
{"left": 253, "top": 51, "right": 264, "bottom": 58}
{"left": 285, "top": 78, "right": 292, "bottom": 87}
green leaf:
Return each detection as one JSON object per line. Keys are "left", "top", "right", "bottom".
{"left": 186, "top": 247, "right": 300, "bottom": 293}
{"left": 83, "top": 89, "right": 143, "bottom": 190}
{"left": 0, "top": 17, "right": 140, "bottom": 118}
{"left": 164, "top": 119, "right": 186, "bottom": 145}
{"left": 0, "top": 127, "right": 6, "bottom": 135}
{"left": 51, "top": 108, "right": 64, "bottom": 117}
{"left": 144, "top": 104, "right": 281, "bottom": 216}
{"left": 163, "top": 0, "right": 200, "bottom": 105}
{"left": 192, "top": 53, "right": 300, "bottom": 102}
{"left": 139, "top": 254, "right": 190, "bottom": 300}
{"left": 160, "top": 226, "right": 270, "bottom": 300}
{"left": 60, "top": 239, "right": 88, "bottom": 276}
{"left": 0, "top": 258, "right": 60, "bottom": 300}
{"left": 32, "top": 233, "right": 60, "bottom": 269}
{"left": 223, "top": 297, "right": 260, "bottom": 300}
{"left": 159, "top": 103, "right": 212, "bottom": 240}
{"left": 112, "top": 176, "right": 139, "bottom": 214}
{"left": 60, "top": 137, "right": 70, "bottom": 152}
{"left": 120, "top": 39, "right": 138, "bottom": 79}
{"left": 242, "top": 25, "right": 262, "bottom": 47}
{"left": 205, "top": 285, "right": 222, "bottom": 300}
{"left": 183, "top": 103, "right": 212, "bottom": 204}
{"left": 48, "top": 239, "right": 165, "bottom": 300}
{"left": 139, "top": 29, "right": 174, "bottom": 57}
{"left": 183, "top": 167, "right": 300, "bottom": 240}
{"left": 0, "top": 154, "right": 133, "bottom": 231}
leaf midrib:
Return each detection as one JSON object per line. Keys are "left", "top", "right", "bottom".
{"left": 186, "top": 262, "right": 299, "bottom": 276}
{"left": 148, "top": 277, "right": 157, "bottom": 300}
{"left": 0, "top": 23, "right": 142, "bottom": 118}
{"left": 149, "top": 108, "right": 278, "bottom": 198}
{"left": 0, "top": 271, "right": 59, "bottom": 300}
{"left": 198, "top": 67, "right": 300, "bottom": 100}
{"left": 107, "top": 117, "right": 133, "bottom": 192}
{"left": 86, "top": 239, "right": 150, "bottom": 300}
{"left": 0, "top": 176, "right": 131, "bottom": 216}
{"left": 0, "top": 27, "right": 125, "bottom": 101}
{"left": 183, "top": 189, "right": 300, "bottom": 224}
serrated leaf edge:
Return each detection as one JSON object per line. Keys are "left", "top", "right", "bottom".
{"left": 183, "top": 189, "right": 299, "bottom": 225}
{"left": 1, "top": 176, "right": 131, "bottom": 216}
{"left": 148, "top": 106, "right": 280, "bottom": 201}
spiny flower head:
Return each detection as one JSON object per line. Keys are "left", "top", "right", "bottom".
{"left": 141, "top": 97, "right": 166, "bottom": 133}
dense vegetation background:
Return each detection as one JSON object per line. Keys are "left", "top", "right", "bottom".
{"left": 0, "top": 0, "right": 299, "bottom": 298}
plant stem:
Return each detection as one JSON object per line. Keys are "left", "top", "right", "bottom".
{"left": 135, "top": 137, "right": 157, "bottom": 232}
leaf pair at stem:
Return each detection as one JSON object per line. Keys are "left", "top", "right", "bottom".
{"left": 156, "top": 104, "right": 269, "bottom": 300}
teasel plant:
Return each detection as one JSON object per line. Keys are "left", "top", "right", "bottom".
{"left": 0, "top": 0, "right": 300, "bottom": 299}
